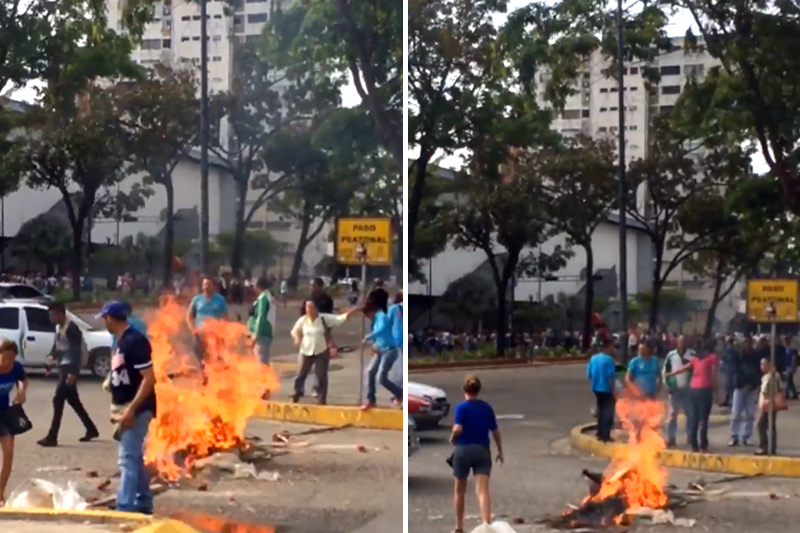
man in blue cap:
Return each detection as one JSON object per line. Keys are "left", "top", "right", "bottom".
{"left": 99, "top": 301, "right": 157, "bottom": 515}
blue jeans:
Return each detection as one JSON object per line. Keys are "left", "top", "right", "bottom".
{"left": 117, "top": 410, "right": 154, "bottom": 514}
{"left": 730, "top": 387, "right": 758, "bottom": 441}
{"left": 666, "top": 388, "right": 688, "bottom": 443}
{"left": 255, "top": 336, "right": 272, "bottom": 365}
{"left": 366, "top": 347, "right": 402, "bottom": 404}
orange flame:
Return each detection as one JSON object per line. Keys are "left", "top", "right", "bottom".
{"left": 588, "top": 388, "right": 668, "bottom": 521}
{"left": 142, "top": 296, "right": 280, "bottom": 480}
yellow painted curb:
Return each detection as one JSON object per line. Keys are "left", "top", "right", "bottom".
{"left": 570, "top": 423, "right": 800, "bottom": 478}
{"left": 0, "top": 508, "right": 202, "bottom": 533}
{"left": 254, "top": 401, "right": 403, "bottom": 430}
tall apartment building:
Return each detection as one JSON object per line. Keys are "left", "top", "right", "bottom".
{"left": 534, "top": 38, "right": 744, "bottom": 330}
{"left": 104, "top": 0, "right": 332, "bottom": 277}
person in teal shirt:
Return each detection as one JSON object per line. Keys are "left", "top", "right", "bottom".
{"left": 247, "top": 277, "right": 276, "bottom": 365}
{"left": 186, "top": 276, "right": 229, "bottom": 369}
{"left": 362, "top": 299, "right": 402, "bottom": 410}
{"left": 387, "top": 291, "right": 403, "bottom": 350}
{"left": 626, "top": 342, "right": 662, "bottom": 399}
{"left": 587, "top": 337, "right": 617, "bottom": 442}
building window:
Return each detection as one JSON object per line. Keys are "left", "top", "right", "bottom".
{"left": 192, "top": 15, "right": 201, "bottom": 20}
{"left": 212, "top": 56, "right": 222, "bottom": 62}
{"left": 181, "top": 15, "right": 190, "bottom": 21}
{"left": 661, "top": 85, "right": 681, "bottom": 95}
{"left": 610, "top": 86, "right": 618, "bottom": 92}
{"left": 629, "top": 125, "right": 638, "bottom": 131}
{"left": 212, "top": 35, "right": 222, "bottom": 41}
{"left": 629, "top": 86, "right": 638, "bottom": 91}
{"left": 627, "top": 105, "right": 638, "bottom": 111}
{"left": 213, "top": 14, "right": 222, "bottom": 19}
{"left": 192, "top": 36, "right": 200, "bottom": 41}
{"left": 247, "top": 0, "right": 268, "bottom": 2}
{"left": 181, "top": 36, "right": 190, "bottom": 42}
{"left": 598, "top": 127, "right": 608, "bottom": 132}
{"left": 600, "top": 88, "right": 608, "bottom": 93}
{"left": 162, "top": 38, "right": 171, "bottom": 48}
{"left": 599, "top": 107, "right": 607, "bottom": 112}
{"left": 660, "top": 105, "right": 675, "bottom": 114}
{"left": 581, "top": 109, "right": 590, "bottom": 118}
{"left": 562, "top": 109, "right": 581, "bottom": 119}
{"left": 660, "top": 65, "right": 681, "bottom": 76}
{"left": 685, "top": 64, "right": 705, "bottom": 77}
{"left": 629, "top": 67, "right": 639, "bottom": 74}
{"left": 247, "top": 13, "right": 268, "bottom": 23}
{"left": 141, "top": 38, "right": 161, "bottom": 50}
{"left": 609, "top": 106, "right": 618, "bottom": 111}
{"left": 233, "top": 15, "right": 244, "bottom": 32}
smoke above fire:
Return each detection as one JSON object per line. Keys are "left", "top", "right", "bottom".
{"left": 141, "top": 297, "right": 280, "bottom": 481}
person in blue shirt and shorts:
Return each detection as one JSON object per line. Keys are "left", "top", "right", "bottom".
{"left": 449, "top": 375, "right": 504, "bottom": 533}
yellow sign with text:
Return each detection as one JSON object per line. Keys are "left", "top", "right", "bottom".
{"left": 336, "top": 217, "right": 393, "bottom": 266}
{"left": 746, "top": 279, "right": 799, "bottom": 323}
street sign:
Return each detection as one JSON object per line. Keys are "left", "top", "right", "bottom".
{"left": 746, "top": 279, "right": 799, "bottom": 323}
{"left": 335, "top": 217, "right": 393, "bottom": 266}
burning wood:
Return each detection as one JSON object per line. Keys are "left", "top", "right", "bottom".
{"left": 549, "top": 391, "right": 670, "bottom": 529}
{"left": 142, "top": 297, "right": 281, "bottom": 481}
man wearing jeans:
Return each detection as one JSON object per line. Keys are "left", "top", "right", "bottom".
{"left": 362, "top": 300, "right": 402, "bottom": 411}
{"left": 100, "top": 301, "right": 157, "bottom": 515}
{"left": 729, "top": 338, "right": 761, "bottom": 447}
{"left": 663, "top": 336, "right": 694, "bottom": 447}
{"left": 586, "top": 337, "right": 616, "bottom": 442}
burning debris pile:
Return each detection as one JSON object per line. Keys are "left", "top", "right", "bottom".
{"left": 546, "top": 391, "right": 670, "bottom": 530}
{"left": 143, "top": 297, "right": 281, "bottom": 481}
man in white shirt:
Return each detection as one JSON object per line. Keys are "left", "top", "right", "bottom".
{"left": 663, "top": 335, "right": 695, "bottom": 447}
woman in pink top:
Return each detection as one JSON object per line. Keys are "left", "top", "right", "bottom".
{"left": 665, "top": 340, "right": 719, "bottom": 452}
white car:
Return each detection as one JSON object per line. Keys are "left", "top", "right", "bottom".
{"left": 0, "top": 301, "right": 113, "bottom": 377}
{"left": 408, "top": 381, "right": 450, "bottom": 427}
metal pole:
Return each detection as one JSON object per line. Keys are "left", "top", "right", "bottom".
{"left": 199, "top": 0, "right": 210, "bottom": 273}
{"left": 428, "top": 258, "right": 433, "bottom": 326}
{"left": 1, "top": 197, "right": 5, "bottom": 272}
{"left": 769, "top": 320, "right": 777, "bottom": 456}
{"left": 358, "top": 260, "right": 367, "bottom": 405}
{"left": 616, "top": 0, "right": 629, "bottom": 361}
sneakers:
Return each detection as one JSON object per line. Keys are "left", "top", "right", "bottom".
{"left": 360, "top": 402, "right": 376, "bottom": 411}
{"left": 728, "top": 438, "right": 739, "bottom": 447}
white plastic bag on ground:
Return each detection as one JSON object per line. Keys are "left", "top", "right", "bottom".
{"left": 5, "top": 479, "right": 87, "bottom": 510}
{"left": 468, "top": 522, "right": 519, "bottom": 533}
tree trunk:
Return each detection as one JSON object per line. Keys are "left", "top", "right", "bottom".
{"left": 496, "top": 281, "right": 507, "bottom": 357}
{"left": 71, "top": 226, "right": 83, "bottom": 302}
{"left": 649, "top": 253, "right": 664, "bottom": 332}
{"left": 582, "top": 243, "right": 595, "bottom": 352}
{"left": 162, "top": 180, "right": 175, "bottom": 290}
{"left": 704, "top": 259, "right": 726, "bottom": 339}
{"left": 230, "top": 179, "right": 248, "bottom": 276}
{"left": 408, "top": 156, "right": 429, "bottom": 258}
{"left": 288, "top": 216, "right": 311, "bottom": 289}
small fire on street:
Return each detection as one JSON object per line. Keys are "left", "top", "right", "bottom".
{"left": 547, "top": 390, "right": 670, "bottom": 529}
{"left": 143, "top": 297, "right": 280, "bottom": 481}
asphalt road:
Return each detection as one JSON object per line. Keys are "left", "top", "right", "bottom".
{"left": 408, "top": 365, "right": 800, "bottom": 533}
{"left": 8, "top": 300, "right": 401, "bottom": 533}
{"left": 7, "top": 377, "right": 402, "bottom": 533}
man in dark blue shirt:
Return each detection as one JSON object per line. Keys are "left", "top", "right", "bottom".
{"left": 99, "top": 301, "right": 157, "bottom": 515}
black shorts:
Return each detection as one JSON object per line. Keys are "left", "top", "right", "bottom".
{"left": 452, "top": 444, "right": 492, "bottom": 480}
{"left": 0, "top": 410, "right": 13, "bottom": 438}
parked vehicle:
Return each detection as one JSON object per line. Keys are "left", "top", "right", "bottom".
{"left": 0, "top": 283, "right": 51, "bottom": 302}
{"left": 408, "top": 381, "right": 450, "bottom": 428}
{"left": 0, "top": 301, "right": 113, "bottom": 378}
{"left": 408, "top": 418, "right": 420, "bottom": 457}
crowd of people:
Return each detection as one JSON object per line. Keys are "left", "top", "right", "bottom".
{"left": 0, "top": 274, "right": 403, "bottom": 510}
{"left": 587, "top": 331, "right": 795, "bottom": 456}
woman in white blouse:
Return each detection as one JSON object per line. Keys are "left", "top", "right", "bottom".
{"left": 290, "top": 299, "right": 359, "bottom": 405}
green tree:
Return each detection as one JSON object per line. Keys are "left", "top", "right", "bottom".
{"left": 12, "top": 86, "right": 129, "bottom": 300}
{"left": 532, "top": 135, "right": 618, "bottom": 351}
{"left": 10, "top": 213, "right": 70, "bottom": 274}
{"left": 207, "top": 42, "right": 340, "bottom": 276}
{"left": 667, "top": 0, "right": 800, "bottom": 214}
{"left": 216, "top": 230, "right": 281, "bottom": 274}
{"left": 625, "top": 119, "right": 748, "bottom": 331}
{"left": 278, "top": 0, "right": 402, "bottom": 163}
{"left": 116, "top": 64, "right": 198, "bottom": 289}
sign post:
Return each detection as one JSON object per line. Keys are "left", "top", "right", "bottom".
{"left": 746, "top": 279, "right": 799, "bottom": 456}
{"left": 335, "top": 217, "right": 393, "bottom": 406}
{"left": 766, "top": 301, "right": 777, "bottom": 456}
{"left": 356, "top": 242, "right": 368, "bottom": 406}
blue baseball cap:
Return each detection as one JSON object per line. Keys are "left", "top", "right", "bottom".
{"left": 96, "top": 301, "right": 129, "bottom": 320}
